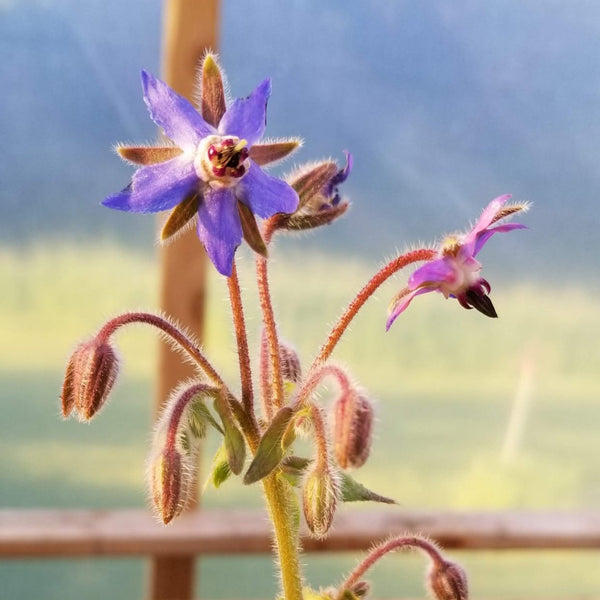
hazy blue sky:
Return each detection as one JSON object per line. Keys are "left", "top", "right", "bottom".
{"left": 2, "top": 1, "right": 599, "bottom": 282}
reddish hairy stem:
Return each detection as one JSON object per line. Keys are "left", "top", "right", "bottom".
{"left": 291, "top": 364, "right": 352, "bottom": 412}
{"left": 96, "top": 311, "right": 224, "bottom": 387}
{"left": 165, "top": 383, "right": 216, "bottom": 448}
{"left": 339, "top": 535, "right": 445, "bottom": 597}
{"left": 308, "top": 403, "right": 329, "bottom": 469}
{"left": 256, "top": 222, "right": 284, "bottom": 418}
{"left": 227, "top": 261, "right": 255, "bottom": 416}
{"left": 312, "top": 248, "right": 436, "bottom": 369}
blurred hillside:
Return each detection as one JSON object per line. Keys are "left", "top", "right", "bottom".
{"left": 2, "top": 1, "right": 599, "bottom": 281}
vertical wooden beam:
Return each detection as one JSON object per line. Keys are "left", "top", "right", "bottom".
{"left": 150, "top": 1, "right": 220, "bottom": 599}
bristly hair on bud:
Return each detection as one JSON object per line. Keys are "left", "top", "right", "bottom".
{"left": 427, "top": 559, "right": 469, "bottom": 600}
{"left": 148, "top": 445, "right": 196, "bottom": 524}
{"left": 332, "top": 391, "right": 374, "bottom": 470}
{"left": 279, "top": 340, "right": 302, "bottom": 384}
{"left": 60, "top": 338, "right": 119, "bottom": 421}
{"left": 302, "top": 461, "right": 340, "bottom": 539}
{"left": 269, "top": 152, "right": 352, "bottom": 233}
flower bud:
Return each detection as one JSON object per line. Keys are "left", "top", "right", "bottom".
{"left": 272, "top": 153, "right": 352, "bottom": 232}
{"left": 427, "top": 560, "right": 469, "bottom": 600}
{"left": 333, "top": 391, "right": 374, "bottom": 469}
{"left": 61, "top": 338, "right": 119, "bottom": 421}
{"left": 148, "top": 446, "right": 195, "bottom": 524}
{"left": 279, "top": 341, "right": 302, "bottom": 384}
{"left": 302, "top": 463, "right": 339, "bottom": 538}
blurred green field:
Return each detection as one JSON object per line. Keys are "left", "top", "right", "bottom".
{"left": 1, "top": 242, "right": 599, "bottom": 600}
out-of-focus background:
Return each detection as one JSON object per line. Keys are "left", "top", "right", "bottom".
{"left": 1, "top": 1, "right": 599, "bottom": 599}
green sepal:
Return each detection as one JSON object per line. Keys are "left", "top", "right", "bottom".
{"left": 243, "top": 406, "right": 295, "bottom": 485}
{"left": 213, "top": 393, "right": 246, "bottom": 475}
{"left": 207, "top": 444, "right": 232, "bottom": 489}
{"left": 340, "top": 473, "right": 396, "bottom": 504}
{"left": 189, "top": 397, "right": 223, "bottom": 437}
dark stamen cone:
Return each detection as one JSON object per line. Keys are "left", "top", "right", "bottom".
{"left": 201, "top": 54, "right": 227, "bottom": 127}
{"left": 333, "top": 392, "right": 374, "bottom": 470}
{"left": 116, "top": 145, "right": 183, "bottom": 165}
{"left": 161, "top": 193, "right": 201, "bottom": 242}
{"left": 428, "top": 560, "right": 469, "bottom": 600}
{"left": 465, "top": 288, "right": 497, "bottom": 318}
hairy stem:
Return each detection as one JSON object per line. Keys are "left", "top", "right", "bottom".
{"left": 227, "top": 261, "right": 255, "bottom": 416}
{"left": 338, "top": 535, "right": 444, "bottom": 598}
{"left": 96, "top": 311, "right": 224, "bottom": 387}
{"left": 256, "top": 222, "right": 284, "bottom": 419}
{"left": 262, "top": 474, "right": 304, "bottom": 600}
{"left": 312, "top": 248, "right": 436, "bottom": 369}
{"left": 308, "top": 403, "right": 329, "bottom": 469}
{"left": 165, "top": 382, "right": 219, "bottom": 448}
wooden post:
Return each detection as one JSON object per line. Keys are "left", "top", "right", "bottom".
{"left": 151, "top": 1, "right": 220, "bottom": 599}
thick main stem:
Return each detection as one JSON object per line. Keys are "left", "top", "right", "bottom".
{"left": 256, "top": 223, "right": 284, "bottom": 419}
{"left": 227, "top": 261, "right": 255, "bottom": 415}
{"left": 262, "top": 474, "right": 304, "bottom": 600}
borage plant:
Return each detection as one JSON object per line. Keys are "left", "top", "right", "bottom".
{"left": 61, "top": 54, "right": 529, "bottom": 600}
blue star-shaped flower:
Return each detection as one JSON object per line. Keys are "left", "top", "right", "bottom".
{"left": 103, "top": 55, "right": 300, "bottom": 276}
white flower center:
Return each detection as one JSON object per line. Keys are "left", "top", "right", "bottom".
{"left": 194, "top": 135, "right": 250, "bottom": 189}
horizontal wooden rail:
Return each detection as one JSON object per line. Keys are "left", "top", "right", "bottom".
{"left": 1, "top": 508, "right": 600, "bottom": 559}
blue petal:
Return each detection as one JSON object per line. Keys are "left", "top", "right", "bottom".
{"left": 142, "top": 71, "right": 214, "bottom": 150}
{"left": 196, "top": 188, "right": 242, "bottom": 277}
{"left": 218, "top": 78, "right": 271, "bottom": 146}
{"left": 102, "top": 158, "right": 198, "bottom": 213}
{"left": 236, "top": 162, "right": 299, "bottom": 218}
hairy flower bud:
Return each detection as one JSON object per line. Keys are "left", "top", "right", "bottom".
{"left": 271, "top": 153, "right": 352, "bottom": 232}
{"left": 148, "top": 446, "right": 195, "bottom": 524}
{"left": 302, "top": 463, "right": 339, "bottom": 538}
{"left": 333, "top": 391, "right": 374, "bottom": 469}
{"left": 279, "top": 341, "right": 302, "bottom": 384}
{"left": 61, "top": 338, "right": 119, "bottom": 421}
{"left": 428, "top": 560, "right": 469, "bottom": 600}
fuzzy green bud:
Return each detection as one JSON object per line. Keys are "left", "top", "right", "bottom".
{"left": 61, "top": 338, "right": 119, "bottom": 421}
{"left": 428, "top": 560, "right": 469, "bottom": 600}
{"left": 302, "top": 463, "right": 339, "bottom": 538}
{"left": 333, "top": 391, "right": 374, "bottom": 469}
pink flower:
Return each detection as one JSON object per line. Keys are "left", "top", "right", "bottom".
{"left": 386, "top": 195, "right": 528, "bottom": 329}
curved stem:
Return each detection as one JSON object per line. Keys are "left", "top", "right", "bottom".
{"left": 311, "top": 248, "right": 436, "bottom": 370}
{"left": 165, "top": 382, "right": 219, "bottom": 448}
{"left": 96, "top": 311, "right": 224, "bottom": 387}
{"left": 227, "top": 260, "right": 255, "bottom": 416}
{"left": 291, "top": 364, "right": 352, "bottom": 412}
{"left": 338, "top": 535, "right": 444, "bottom": 598}
{"left": 256, "top": 221, "right": 284, "bottom": 419}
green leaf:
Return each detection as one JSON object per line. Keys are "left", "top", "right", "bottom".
{"left": 213, "top": 393, "right": 246, "bottom": 475}
{"left": 243, "top": 406, "right": 295, "bottom": 485}
{"left": 340, "top": 472, "right": 396, "bottom": 504}
{"left": 207, "top": 444, "right": 232, "bottom": 489}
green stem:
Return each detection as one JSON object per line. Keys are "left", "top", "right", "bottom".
{"left": 262, "top": 474, "right": 304, "bottom": 600}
